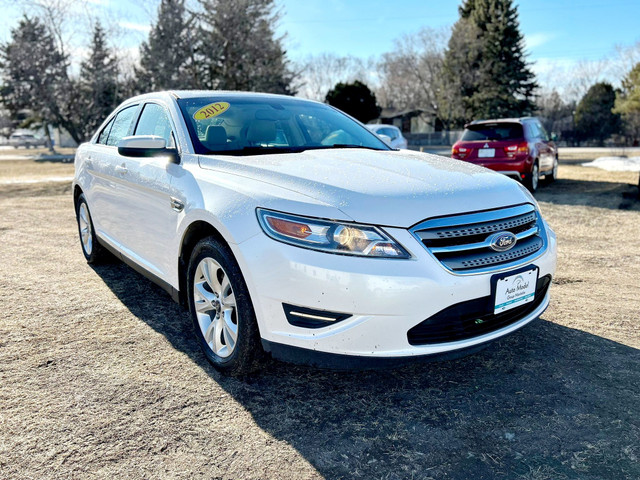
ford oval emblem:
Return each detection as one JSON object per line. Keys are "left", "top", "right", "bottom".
{"left": 488, "top": 232, "right": 517, "bottom": 252}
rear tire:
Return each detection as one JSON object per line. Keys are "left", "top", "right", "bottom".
{"left": 75, "top": 193, "right": 108, "bottom": 264}
{"left": 524, "top": 161, "right": 539, "bottom": 192}
{"left": 187, "top": 237, "right": 264, "bottom": 376}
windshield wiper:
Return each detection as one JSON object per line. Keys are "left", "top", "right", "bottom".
{"left": 206, "top": 146, "right": 305, "bottom": 156}
{"left": 204, "top": 144, "right": 389, "bottom": 156}
{"left": 305, "top": 144, "right": 389, "bottom": 151}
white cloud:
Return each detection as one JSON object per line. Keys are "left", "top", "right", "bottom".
{"left": 118, "top": 21, "right": 151, "bottom": 34}
{"left": 525, "top": 32, "right": 557, "bottom": 51}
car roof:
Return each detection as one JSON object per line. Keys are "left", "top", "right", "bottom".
{"left": 467, "top": 117, "right": 536, "bottom": 127}
{"left": 123, "top": 90, "right": 324, "bottom": 105}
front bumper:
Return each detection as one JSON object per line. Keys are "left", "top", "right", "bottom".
{"left": 232, "top": 223, "right": 557, "bottom": 360}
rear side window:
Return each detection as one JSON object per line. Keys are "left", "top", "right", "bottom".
{"left": 105, "top": 106, "right": 138, "bottom": 147}
{"left": 97, "top": 117, "right": 115, "bottom": 145}
{"left": 134, "top": 103, "right": 175, "bottom": 147}
{"left": 461, "top": 123, "right": 524, "bottom": 141}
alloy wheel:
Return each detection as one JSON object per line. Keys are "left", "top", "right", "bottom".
{"left": 193, "top": 257, "right": 238, "bottom": 358}
{"left": 531, "top": 163, "right": 539, "bottom": 191}
{"left": 78, "top": 202, "right": 93, "bottom": 255}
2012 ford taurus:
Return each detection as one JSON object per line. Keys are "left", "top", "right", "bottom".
{"left": 73, "top": 91, "right": 557, "bottom": 375}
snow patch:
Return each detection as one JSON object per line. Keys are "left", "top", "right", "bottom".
{"left": 1, "top": 177, "right": 73, "bottom": 185}
{"left": 582, "top": 157, "right": 640, "bottom": 172}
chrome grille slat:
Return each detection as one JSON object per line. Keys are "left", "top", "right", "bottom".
{"left": 430, "top": 225, "right": 540, "bottom": 254}
{"left": 411, "top": 204, "right": 546, "bottom": 274}
{"left": 417, "top": 212, "right": 536, "bottom": 240}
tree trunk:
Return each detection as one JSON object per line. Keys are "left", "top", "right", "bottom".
{"left": 43, "top": 122, "right": 55, "bottom": 153}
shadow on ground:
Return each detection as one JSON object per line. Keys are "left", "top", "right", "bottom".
{"left": 535, "top": 176, "right": 639, "bottom": 211}
{"left": 92, "top": 261, "right": 640, "bottom": 480}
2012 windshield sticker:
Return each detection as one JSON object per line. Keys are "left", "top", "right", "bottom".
{"left": 193, "top": 102, "right": 230, "bottom": 120}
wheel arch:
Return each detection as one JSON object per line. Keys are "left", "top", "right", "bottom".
{"left": 73, "top": 184, "right": 83, "bottom": 209}
{"left": 178, "top": 220, "right": 230, "bottom": 306}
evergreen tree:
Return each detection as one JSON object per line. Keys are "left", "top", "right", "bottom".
{"left": 325, "top": 80, "right": 381, "bottom": 124}
{"left": 0, "top": 16, "right": 81, "bottom": 145}
{"left": 196, "top": 0, "right": 293, "bottom": 93}
{"left": 76, "top": 22, "right": 121, "bottom": 140}
{"left": 575, "top": 82, "right": 621, "bottom": 146}
{"left": 137, "top": 0, "right": 195, "bottom": 91}
{"left": 613, "top": 62, "right": 640, "bottom": 145}
{"left": 444, "top": 0, "right": 537, "bottom": 124}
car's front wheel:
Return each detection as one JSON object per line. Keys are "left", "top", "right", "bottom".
{"left": 187, "top": 237, "right": 264, "bottom": 375}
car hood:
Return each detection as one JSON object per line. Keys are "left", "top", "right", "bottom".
{"left": 198, "top": 149, "right": 533, "bottom": 227}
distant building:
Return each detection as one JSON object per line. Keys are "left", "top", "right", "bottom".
{"left": 371, "top": 108, "right": 439, "bottom": 134}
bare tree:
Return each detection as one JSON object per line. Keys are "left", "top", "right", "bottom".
{"left": 377, "top": 26, "right": 458, "bottom": 128}
{"left": 293, "top": 53, "right": 376, "bottom": 102}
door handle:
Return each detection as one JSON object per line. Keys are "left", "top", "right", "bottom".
{"left": 115, "top": 164, "right": 128, "bottom": 174}
{"left": 170, "top": 197, "right": 184, "bottom": 212}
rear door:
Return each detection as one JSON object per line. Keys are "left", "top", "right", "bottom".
{"left": 115, "top": 102, "right": 182, "bottom": 281}
{"left": 529, "top": 120, "right": 555, "bottom": 172}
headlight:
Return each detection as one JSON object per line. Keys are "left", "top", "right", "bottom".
{"left": 256, "top": 208, "right": 411, "bottom": 258}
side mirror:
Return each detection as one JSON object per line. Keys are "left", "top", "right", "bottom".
{"left": 550, "top": 133, "right": 558, "bottom": 142}
{"left": 118, "top": 135, "right": 179, "bottom": 163}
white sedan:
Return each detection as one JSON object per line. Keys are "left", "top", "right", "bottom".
{"left": 73, "top": 91, "right": 557, "bottom": 375}
{"left": 366, "top": 124, "right": 409, "bottom": 149}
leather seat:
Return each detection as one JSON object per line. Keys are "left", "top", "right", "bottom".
{"left": 203, "top": 125, "right": 228, "bottom": 149}
{"left": 246, "top": 120, "right": 276, "bottom": 146}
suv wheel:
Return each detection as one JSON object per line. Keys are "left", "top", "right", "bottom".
{"left": 547, "top": 157, "right": 558, "bottom": 182}
{"left": 75, "top": 193, "right": 108, "bottom": 263}
{"left": 524, "top": 161, "right": 539, "bottom": 192}
{"left": 187, "top": 237, "right": 264, "bottom": 375}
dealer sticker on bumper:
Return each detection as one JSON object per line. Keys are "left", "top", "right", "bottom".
{"left": 494, "top": 268, "right": 538, "bottom": 314}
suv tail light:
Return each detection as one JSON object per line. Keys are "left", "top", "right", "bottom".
{"left": 452, "top": 145, "right": 471, "bottom": 159}
{"left": 504, "top": 142, "right": 529, "bottom": 158}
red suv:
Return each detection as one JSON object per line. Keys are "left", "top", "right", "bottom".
{"left": 452, "top": 117, "right": 558, "bottom": 192}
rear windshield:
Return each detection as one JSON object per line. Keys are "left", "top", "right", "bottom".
{"left": 461, "top": 123, "right": 524, "bottom": 141}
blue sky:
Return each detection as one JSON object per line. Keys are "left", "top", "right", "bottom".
{"left": 3, "top": 0, "right": 640, "bottom": 88}
{"left": 278, "top": 0, "right": 640, "bottom": 61}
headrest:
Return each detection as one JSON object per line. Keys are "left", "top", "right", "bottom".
{"left": 246, "top": 120, "right": 276, "bottom": 145}
{"left": 204, "top": 125, "right": 227, "bottom": 145}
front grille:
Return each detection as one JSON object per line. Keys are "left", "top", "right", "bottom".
{"left": 411, "top": 204, "right": 545, "bottom": 273}
{"left": 407, "top": 275, "right": 551, "bottom": 345}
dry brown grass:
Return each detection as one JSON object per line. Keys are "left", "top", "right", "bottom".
{"left": 0, "top": 161, "right": 638, "bottom": 479}
{"left": 0, "top": 159, "right": 74, "bottom": 183}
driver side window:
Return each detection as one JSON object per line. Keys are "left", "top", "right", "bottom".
{"left": 134, "top": 103, "right": 175, "bottom": 148}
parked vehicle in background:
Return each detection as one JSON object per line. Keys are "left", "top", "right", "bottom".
{"left": 73, "top": 91, "right": 556, "bottom": 375}
{"left": 367, "top": 124, "right": 408, "bottom": 149}
{"left": 9, "top": 131, "right": 49, "bottom": 149}
{"left": 451, "top": 117, "right": 558, "bottom": 192}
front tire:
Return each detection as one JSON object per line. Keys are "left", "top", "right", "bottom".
{"left": 187, "top": 237, "right": 264, "bottom": 375}
{"left": 75, "top": 193, "right": 108, "bottom": 264}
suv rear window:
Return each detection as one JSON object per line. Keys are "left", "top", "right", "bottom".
{"left": 461, "top": 123, "right": 524, "bottom": 141}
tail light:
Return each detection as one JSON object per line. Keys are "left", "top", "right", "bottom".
{"left": 452, "top": 145, "right": 471, "bottom": 159}
{"left": 505, "top": 142, "right": 529, "bottom": 157}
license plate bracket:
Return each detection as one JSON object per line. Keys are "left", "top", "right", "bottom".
{"left": 492, "top": 266, "right": 539, "bottom": 314}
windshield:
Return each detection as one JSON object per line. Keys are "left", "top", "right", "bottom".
{"left": 177, "top": 96, "right": 390, "bottom": 155}
{"left": 461, "top": 123, "right": 524, "bottom": 141}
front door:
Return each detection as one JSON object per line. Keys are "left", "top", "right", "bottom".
{"left": 115, "top": 102, "right": 182, "bottom": 282}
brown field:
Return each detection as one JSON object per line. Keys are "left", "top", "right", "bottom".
{"left": 0, "top": 155, "right": 638, "bottom": 479}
